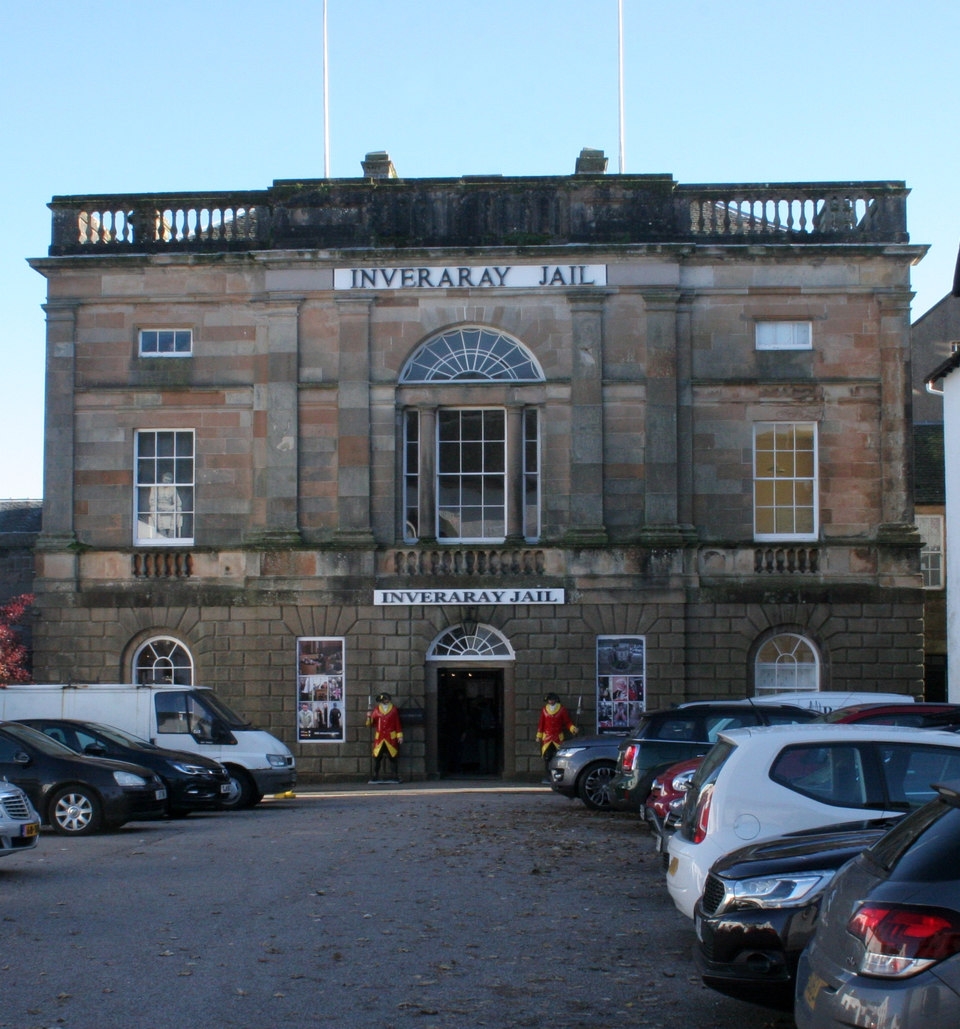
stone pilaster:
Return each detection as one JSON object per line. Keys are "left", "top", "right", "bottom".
{"left": 642, "top": 289, "right": 681, "bottom": 530}
{"left": 564, "top": 293, "right": 607, "bottom": 544}
{"left": 249, "top": 300, "right": 301, "bottom": 545}
{"left": 334, "top": 297, "right": 375, "bottom": 545}
{"left": 37, "top": 301, "right": 78, "bottom": 550}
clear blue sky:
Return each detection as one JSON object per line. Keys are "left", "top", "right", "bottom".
{"left": 2, "top": 0, "right": 957, "bottom": 499}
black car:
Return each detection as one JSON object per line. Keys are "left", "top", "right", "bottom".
{"left": 19, "top": 719, "right": 232, "bottom": 817}
{"left": 694, "top": 818, "right": 900, "bottom": 1010}
{"left": 608, "top": 700, "right": 818, "bottom": 812}
{"left": 0, "top": 720, "right": 168, "bottom": 835}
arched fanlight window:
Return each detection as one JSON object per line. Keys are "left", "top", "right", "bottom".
{"left": 133, "top": 636, "right": 195, "bottom": 685}
{"left": 754, "top": 633, "right": 820, "bottom": 695}
{"left": 427, "top": 624, "right": 515, "bottom": 660}
{"left": 399, "top": 327, "right": 544, "bottom": 383}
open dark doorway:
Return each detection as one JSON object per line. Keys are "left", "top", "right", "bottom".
{"left": 437, "top": 669, "right": 503, "bottom": 777}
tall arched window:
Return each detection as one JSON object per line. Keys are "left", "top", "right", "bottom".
{"left": 133, "top": 637, "right": 195, "bottom": 685}
{"left": 400, "top": 327, "right": 544, "bottom": 544}
{"left": 754, "top": 633, "right": 820, "bottom": 695}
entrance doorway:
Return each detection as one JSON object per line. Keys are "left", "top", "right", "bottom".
{"left": 437, "top": 668, "right": 503, "bottom": 777}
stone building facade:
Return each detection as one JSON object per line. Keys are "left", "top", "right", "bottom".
{"left": 28, "top": 153, "right": 927, "bottom": 781}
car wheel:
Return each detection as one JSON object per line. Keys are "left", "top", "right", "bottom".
{"left": 220, "top": 767, "right": 263, "bottom": 810}
{"left": 49, "top": 786, "right": 103, "bottom": 836}
{"left": 577, "top": 761, "right": 617, "bottom": 810}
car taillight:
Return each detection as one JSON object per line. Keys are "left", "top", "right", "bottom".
{"left": 691, "top": 784, "right": 713, "bottom": 844}
{"left": 848, "top": 903, "right": 960, "bottom": 978}
{"left": 621, "top": 744, "right": 639, "bottom": 771}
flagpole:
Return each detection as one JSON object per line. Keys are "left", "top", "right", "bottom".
{"left": 617, "top": 0, "right": 625, "bottom": 172}
{"left": 323, "top": 0, "right": 331, "bottom": 178}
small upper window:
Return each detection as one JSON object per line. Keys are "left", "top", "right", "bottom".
{"left": 755, "top": 321, "right": 812, "bottom": 351}
{"left": 140, "top": 329, "right": 193, "bottom": 357}
{"left": 917, "top": 514, "right": 944, "bottom": 590}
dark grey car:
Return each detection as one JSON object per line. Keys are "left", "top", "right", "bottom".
{"left": 548, "top": 729, "right": 632, "bottom": 810}
{"left": 796, "top": 781, "right": 960, "bottom": 1028}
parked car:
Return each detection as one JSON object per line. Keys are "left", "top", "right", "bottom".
{"left": 795, "top": 781, "right": 960, "bottom": 1028}
{"left": 814, "top": 701, "right": 960, "bottom": 728}
{"left": 548, "top": 727, "right": 635, "bottom": 810}
{"left": 18, "top": 719, "right": 232, "bottom": 816}
{"left": 0, "top": 720, "right": 168, "bottom": 835}
{"left": 0, "top": 780, "right": 41, "bottom": 857}
{"left": 693, "top": 818, "right": 900, "bottom": 1009}
{"left": 652, "top": 702, "right": 960, "bottom": 847}
{"left": 643, "top": 756, "right": 700, "bottom": 856}
{"left": 666, "top": 723, "right": 960, "bottom": 919}
{"left": 609, "top": 701, "right": 817, "bottom": 813}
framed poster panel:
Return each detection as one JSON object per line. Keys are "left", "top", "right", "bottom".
{"left": 297, "top": 637, "right": 346, "bottom": 743}
{"left": 596, "top": 635, "right": 645, "bottom": 733}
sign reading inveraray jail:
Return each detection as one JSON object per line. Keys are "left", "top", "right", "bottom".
{"left": 335, "top": 265, "right": 606, "bottom": 290}
{"left": 374, "top": 588, "right": 565, "bottom": 606}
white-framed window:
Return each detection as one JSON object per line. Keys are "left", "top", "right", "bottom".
{"left": 133, "top": 636, "right": 194, "bottom": 685}
{"left": 754, "top": 633, "right": 820, "bottom": 695}
{"left": 399, "top": 326, "right": 544, "bottom": 544}
{"left": 755, "top": 321, "right": 812, "bottom": 351}
{"left": 917, "top": 514, "right": 944, "bottom": 589}
{"left": 438, "top": 408, "right": 506, "bottom": 542}
{"left": 753, "top": 422, "right": 818, "bottom": 541}
{"left": 403, "top": 406, "right": 541, "bottom": 544}
{"left": 135, "top": 430, "right": 195, "bottom": 545}
{"left": 139, "top": 328, "right": 193, "bottom": 357}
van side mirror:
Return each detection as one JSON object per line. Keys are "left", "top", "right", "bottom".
{"left": 84, "top": 743, "right": 107, "bottom": 757}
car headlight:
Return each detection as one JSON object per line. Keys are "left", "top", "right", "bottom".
{"left": 113, "top": 771, "right": 149, "bottom": 787}
{"left": 729, "top": 870, "right": 835, "bottom": 909}
{"left": 171, "top": 762, "right": 210, "bottom": 776}
{"left": 267, "top": 754, "right": 289, "bottom": 767}
{"left": 555, "top": 747, "right": 585, "bottom": 758}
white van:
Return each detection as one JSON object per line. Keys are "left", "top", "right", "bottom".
{"left": 0, "top": 684, "right": 295, "bottom": 808}
{"left": 753, "top": 691, "right": 915, "bottom": 714}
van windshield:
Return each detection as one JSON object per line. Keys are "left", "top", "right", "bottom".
{"left": 195, "top": 691, "right": 252, "bottom": 730}
{"left": 154, "top": 690, "right": 251, "bottom": 738}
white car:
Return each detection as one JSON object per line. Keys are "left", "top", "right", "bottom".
{"left": 0, "top": 779, "right": 41, "bottom": 856}
{"left": 665, "top": 723, "right": 960, "bottom": 919}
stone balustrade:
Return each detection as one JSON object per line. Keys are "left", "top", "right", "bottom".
{"left": 47, "top": 177, "right": 909, "bottom": 255}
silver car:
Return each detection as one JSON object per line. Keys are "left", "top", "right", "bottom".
{"left": 0, "top": 780, "right": 41, "bottom": 856}
{"left": 549, "top": 730, "right": 632, "bottom": 810}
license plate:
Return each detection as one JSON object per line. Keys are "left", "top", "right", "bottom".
{"left": 220, "top": 783, "right": 232, "bottom": 793}
{"left": 156, "top": 788, "right": 167, "bottom": 800}
{"left": 22, "top": 822, "right": 39, "bottom": 838}
{"left": 802, "top": 970, "right": 827, "bottom": 1010}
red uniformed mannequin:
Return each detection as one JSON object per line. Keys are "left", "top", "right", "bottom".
{"left": 537, "top": 692, "right": 578, "bottom": 782}
{"left": 366, "top": 692, "right": 404, "bottom": 783}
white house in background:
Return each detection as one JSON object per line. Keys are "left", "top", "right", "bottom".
{"left": 926, "top": 254, "right": 960, "bottom": 702}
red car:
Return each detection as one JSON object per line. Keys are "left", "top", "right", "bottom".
{"left": 643, "top": 757, "right": 701, "bottom": 857}
{"left": 815, "top": 702, "right": 960, "bottom": 728}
